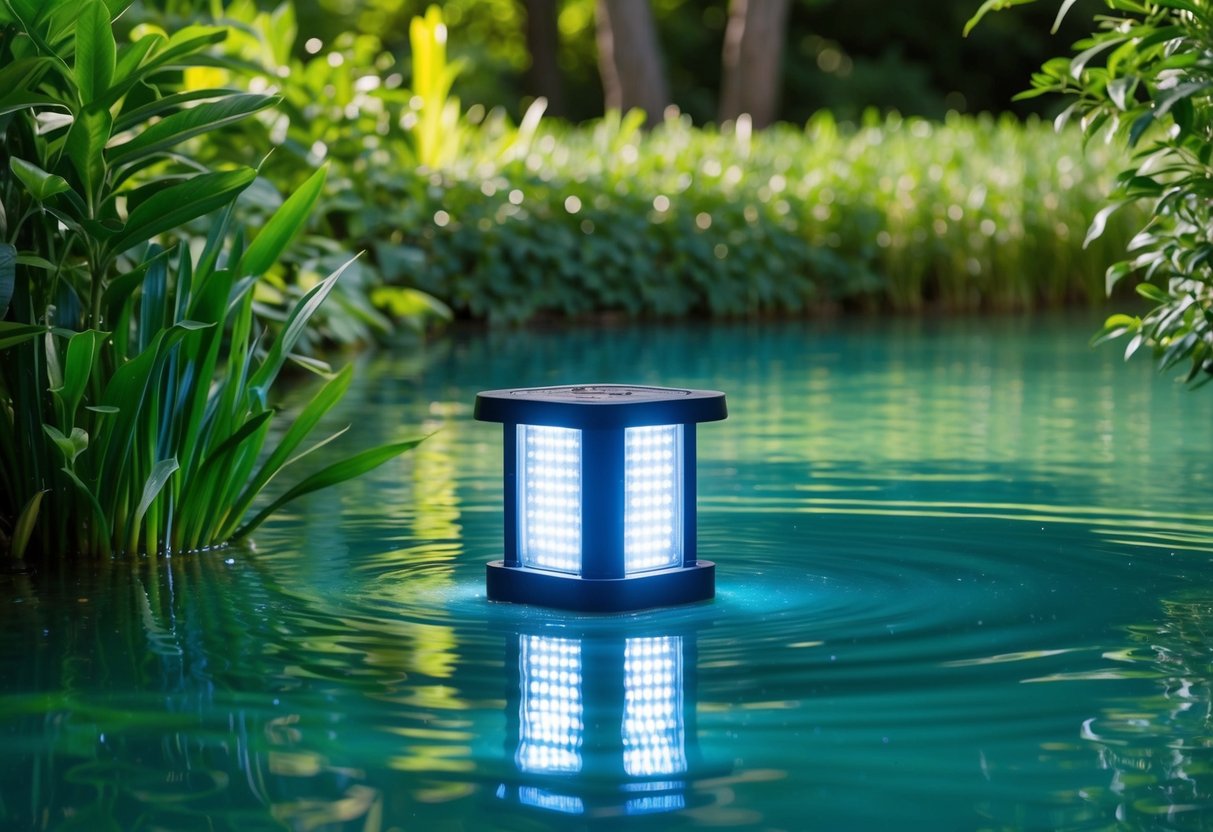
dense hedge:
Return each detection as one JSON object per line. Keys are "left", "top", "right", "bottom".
{"left": 390, "top": 111, "right": 1137, "bottom": 323}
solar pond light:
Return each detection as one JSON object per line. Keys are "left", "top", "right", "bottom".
{"left": 474, "top": 384, "right": 727, "bottom": 612}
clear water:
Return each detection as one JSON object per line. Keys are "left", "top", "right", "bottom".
{"left": 5, "top": 314, "right": 1213, "bottom": 831}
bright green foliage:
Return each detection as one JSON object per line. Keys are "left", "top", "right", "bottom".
{"left": 0, "top": 3, "right": 420, "bottom": 560}
{"left": 393, "top": 110, "right": 1135, "bottom": 322}
{"left": 971, "top": 0, "right": 1213, "bottom": 387}
{"left": 176, "top": 0, "right": 452, "bottom": 346}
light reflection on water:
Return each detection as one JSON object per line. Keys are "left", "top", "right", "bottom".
{"left": 4, "top": 315, "right": 1213, "bottom": 829}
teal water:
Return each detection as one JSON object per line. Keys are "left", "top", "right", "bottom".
{"left": 4, "top": 315, "right": 1213, "bottom": 831}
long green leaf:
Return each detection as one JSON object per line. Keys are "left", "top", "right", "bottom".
{"left": 246, "top": 257, "right": 356, "bottom": 404}
{"left": 113, "top": 31, "right": 164, "bottom": 88}
{"left": 0, "top": 92, "right": 66, "bottom": 118}
{"left": 106, "top": 167, "right": 256, "bottom": 256}
{"left": 10, "top": 491, "right": 45, "bottom": 560}
{"left": 75, "top": 0, "right": 115, "bottom": 106}
{"left": 232, "top": 436, "right": 425, "bottom": 540}
{"left": 59, "top": 465, "right": 111, "bottom": 555}
{"left": 52, "top": 329, "right": 109, "bottom": 429}
{"left": 226, "top": 364, "right": 354, "bottom": 531}
{"left": 0, "top": 322, "right": 49, "bottom": 350}
{"left": 0, "top": 244, "right": 13, "bottom": 319}
{"left": 108, "top": 94, "right": 277, "bottom": 167}
{"left": 137, "top": 25, "right": 227, "bottom": 76}
{"left": 114, "top": 87, "right": 244, "bottom": 134}
{"left": 239, "top": 164, "right": 328, "bottom": 278}
{"left": 0, "top": 56, "right": 55, "bottom": 97}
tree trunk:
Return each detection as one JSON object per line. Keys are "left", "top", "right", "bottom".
{"left": 719, "top": 0, "right": 790, "bottom": 127}
{"left": 522, "top": 0, "right": 565, "bottom": 116}
{"left": 594, "top": 0, "right": 669, "bottom": 125}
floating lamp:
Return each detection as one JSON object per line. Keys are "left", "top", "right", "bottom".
{"left": 474, "top": 384, "right": 727, "bottom": 611}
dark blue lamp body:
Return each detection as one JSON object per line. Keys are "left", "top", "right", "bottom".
{"left": 474, "top": 384, "right": 727, "bottom": 612}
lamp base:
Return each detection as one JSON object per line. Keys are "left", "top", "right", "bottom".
{"left": 486, "top": 561, "right": 715, "bottom": 612}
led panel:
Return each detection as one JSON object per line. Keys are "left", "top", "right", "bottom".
{"left": 517, "top": 635, "right": 584, "bottom": 774}
{"left": 624, "top": 425, "right": 683, "bottom": 573}
{"left": 622, "top": 636, "right": 686, "bottom": 777}
{"left": 518, "top": 425, "right": 582, "bottom": 573}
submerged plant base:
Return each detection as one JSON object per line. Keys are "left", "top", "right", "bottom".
{"left": 485, "top": 560, "right": 715, "bottom": 612}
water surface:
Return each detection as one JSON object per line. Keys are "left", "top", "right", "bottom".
{"left": 5, "top": 315, "right": 1213, "bottom": 831}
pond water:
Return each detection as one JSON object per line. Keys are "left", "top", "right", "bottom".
{"left": 5, "top": 314, "right": 1213, "bottom": 831}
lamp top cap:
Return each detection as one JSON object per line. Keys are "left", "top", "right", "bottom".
{"left": 475, "top": 383, "right": 726, "bottom": 429}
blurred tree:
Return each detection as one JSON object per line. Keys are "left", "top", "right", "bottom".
{"left": 278, "top": 0, "right": 1104, "bottom": 124}
{"left": 523, "top": 0, "right": 566, "bottom": 115}
{"left": 595, "top": 0, "right": 669, "bottom": 123}
{"left": 718, "top": 0, "right": 790, "bottom": 126}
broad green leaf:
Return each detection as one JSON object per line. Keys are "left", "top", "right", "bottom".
{"left": 0, "top": 321, "right": 48, "bottom": 350}
{"left": 132, "top": 457, "right": 178, "bottom": 533}
{"left": 233, "top": 436, "right": 425, "bottom": 539}
{"left": 64, "top": 107, "right": 113, "bottom": 202}
{"left": 0, "top": 244, "right": 13, "bottom": 319}
{"left": 239, "top": 164, "right": 327, "bottom": 278}
{"left": 113, "top": 31, "right": 164, "bottom": 86}
{"left": 75, "top": 0, "right": 115, "bottom": 106}
{"left": 10, "top": 491, "right": 45, "bottom": 560}
{"left": 107, "top": 167, "right": 256, "bottom": 255}
{"left": 108, "top": 93, "right": 277, "bottom": 167}
{"left": 9, "top": 157, "right": 71, "bottom": 201}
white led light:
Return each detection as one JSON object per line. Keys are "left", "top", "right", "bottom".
{"left": 519, "top": 425, "right": 582, "bottom": 573}
{"left": 625, "top": 794, "right": 687, "bottom": 815}
{"left": 622, "top": 636, "right": 686, "bottom": 777}
{"left": 518, "top": 787, "right": 585, "bottom": 815}
{"left": 517, "top": 635, "right": 584, "bottom": 774}
{"left": 624, "top": 426, "right": 683, "bottom": 573}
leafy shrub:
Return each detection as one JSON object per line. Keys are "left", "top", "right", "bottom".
{"left": 171, "top": 0, "right": 452, "bottom": 347}
{"left": 969, "top": 0, "right": 1213, "bottom": 387}
{"left": 392, "top": 110, "right": 1137, "bottom": 323}
{"left": 0, "top": 1, "right": 419, "bottom": 560}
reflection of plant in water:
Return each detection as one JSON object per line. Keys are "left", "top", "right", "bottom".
{"left": 1079, "top": 595, "right": 1213, "bottom": 828}
{"left": 0, "top": 556, "right": 388, "bottom": 831}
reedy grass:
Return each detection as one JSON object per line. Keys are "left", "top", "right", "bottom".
{"left": 0, "top": 1, "right": 421, "bottom": 561}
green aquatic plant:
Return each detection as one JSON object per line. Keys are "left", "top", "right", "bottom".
{"left": 0, "top": 1, "right": 421, "bottom": 560}
{"left": 968, "top": 0, "right": 1213, "bottom": 387}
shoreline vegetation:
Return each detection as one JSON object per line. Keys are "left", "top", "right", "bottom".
{"left": 0, "top": 2, "right": 1141, "bottom": 562}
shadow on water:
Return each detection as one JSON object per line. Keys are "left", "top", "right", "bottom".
{"left": 4, "top": 315, "right": 1213, "bottom": 830}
